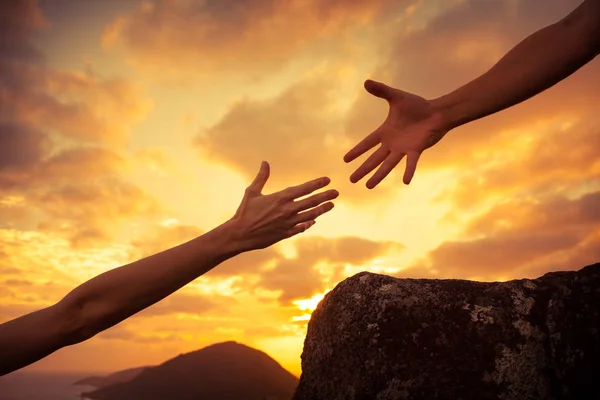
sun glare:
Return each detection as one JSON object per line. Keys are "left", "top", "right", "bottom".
{"left": 292, "top": 314, "right": 312, "bottom": 322}
{"left": 293, "top": 291, "right": 328, "bottom": 312}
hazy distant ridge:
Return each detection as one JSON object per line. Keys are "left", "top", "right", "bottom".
{"left": 74, "top": 366, "right": 149, "bottom": 389}
{"left": 81, "top": 341, "right": 298, "bottom": 400}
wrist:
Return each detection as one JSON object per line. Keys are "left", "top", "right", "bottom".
{"left": 429, "top": 95, "right": 464, "bottom": 132}
{"left": 206, "top": 220, "right": 248, "bottom": 261}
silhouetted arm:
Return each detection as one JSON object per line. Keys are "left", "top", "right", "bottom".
{"left": 344, "top": 0, "right": 600, "bottom": 187}
{"left": 0, "top": 162, "right": 339, "bottom": 376}
{"left": 432, "top": 0, "right": 600, "bottom": 131}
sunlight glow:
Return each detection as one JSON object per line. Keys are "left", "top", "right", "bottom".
{"left": 293, "top": 291, "right": 328, "bottom": 312}
{"left": 292, "top": 314, "right": 312, "bottom": 322}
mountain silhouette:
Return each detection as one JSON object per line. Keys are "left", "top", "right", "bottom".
{"left": 82, "top": 341, "right": 299, "bottom": 400}
{"left": 74, "top": 366, "right": 149, "bottom": 388}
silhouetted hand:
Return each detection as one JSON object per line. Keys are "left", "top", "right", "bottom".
{"left": 344, "top": 80, "right": 447, "bottom": 188}
{"left": 229, "top": 161, "right": 338, "bottom": 250}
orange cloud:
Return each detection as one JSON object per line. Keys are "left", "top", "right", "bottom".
{"left": 256, "top": 235, "right": 404, "bottom": 303}
{"left": 437, "top": 117, "right": 600, "bottom": 212}
{"left": 210, "top": 248, "right": 280, "bottom": 278}
{"left": 34, "top": 180, "right": 162, "bottom": 247}
{"left": 102, "top": 0, "right": 408, "bottom": 79}
{"left": 128, "top": 224, "right": 204, "bottom": 260}
{"left": 134, "top": 293, "right": 223, "bottom": 318}
{"left": 5, "top": 64, "right": 151, "bottom": 145}
{"left": 407, "top": 190, "right": 600, "bottom": 280}
{"left": 195, "top": 70, "right": 401, "bottom": 203}
{"left": 0, "top": 0, "right": 160, "bottom": 248}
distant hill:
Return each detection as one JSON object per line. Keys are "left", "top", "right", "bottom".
{"left": 74, "top": 366, "right": 149, "bottom": 389}
{"left": 81, "top": 341, "right": 299, "bottom": 400}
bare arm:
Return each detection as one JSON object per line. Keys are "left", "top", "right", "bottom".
{"left": 0, "top": 162, "right": 338, "bottom": 376}
{"left": 0, "top": 225, "right": 236, "bottom": 376}
{"left": 432, "top": 0, "right": 600, "bottom": 131}
{"left": 344, "top": 0, "right": 600, "bottom": 187}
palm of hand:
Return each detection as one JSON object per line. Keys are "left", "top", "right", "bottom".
{"left": 345, "top": 80, "right": 446, "bottom": 188}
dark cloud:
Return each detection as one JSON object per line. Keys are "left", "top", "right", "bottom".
{"left": 0, "top": 124, "right": 51, "bottom": 169}
{"left": 0, "top": 0, "right": 47, "bottom": 62}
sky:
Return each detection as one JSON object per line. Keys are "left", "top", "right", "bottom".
{"left": 0, "top": 0, "right": 599, "bottom": 378}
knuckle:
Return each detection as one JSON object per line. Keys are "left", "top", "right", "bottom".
{"left": 280, "top": 188, "right": 294, "bottom": 199}
{"left": 274, "top": 193, "right": 288, "bottom": 204}
{"left": 283, "top": 205, "right": 296, "bottom": 217}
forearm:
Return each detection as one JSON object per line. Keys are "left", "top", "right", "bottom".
{"left": 60, "top": 221, "right": 242, "bottom": 341}
{"left": 0, "top": 305, "right": 73, "bottom": 375}
{"left": 431, "top": 3, "right": 599, "bottom": 131}
{"left": 0, "top": 221, "right": 242, "bottom": 376}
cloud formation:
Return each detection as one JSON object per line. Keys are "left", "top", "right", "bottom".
{"left": 404, "top": 190, "right": 600, "bottom": 280}
{"left": 0, "top": 0, "right": 158, "bottom": 248}
{"left": 195, "top": 68, "right": 404, "bottom": 203}
{"left": 102, "top": 0, "right": 409, "bottom": 79}
{"left": 257, "top": 235, "right": 404, "bottom": 303}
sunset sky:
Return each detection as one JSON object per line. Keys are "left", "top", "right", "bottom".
{"left": 1, "top": 0, "right": 599, "bottom": 378}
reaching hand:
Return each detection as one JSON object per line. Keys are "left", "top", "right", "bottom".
{"left": 344, "top": 79, "right": 447, "bottom": 188}
{"left": 228, "top": 161, "right": 339, "bottom": 251}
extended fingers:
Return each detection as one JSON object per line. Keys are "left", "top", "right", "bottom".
{"left": 292, "top": 189, "right": 339, "bottom": 213}
{"left": 285, "top": 220, "right": 316, "bottom": 238}
{"left": 366, "top": 152, "right": 404, "bottom": 189}
{"left": 350, "top": 146, "right": 389, "bottom": 183}
{"left": 293, "top": 202, "right": 335, "bottom": 225}
{"left": 403, "top": 152, "right": 421, "bottom": 184}
{"left": 343, "top": 130, "right": 380, "bottom": 163}
{"left": 281, "top": 176, "right": 331, "bottom": 200}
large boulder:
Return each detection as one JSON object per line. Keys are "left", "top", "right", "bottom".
{"left": 293, "top": 263, "right": 600, "bottom": 400}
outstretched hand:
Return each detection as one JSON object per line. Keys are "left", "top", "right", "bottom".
{"left": 229, "top": 161, "right": 339, "bottom": 251}
{"left": 344, "top": 80, "right": 448, "bottom": 188}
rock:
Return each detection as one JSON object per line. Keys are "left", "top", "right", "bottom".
{"left": 293, "top": 263, "right": 600, "bottom": 400}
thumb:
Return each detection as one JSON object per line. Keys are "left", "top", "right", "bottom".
{"left": 364, "top": 79, "right": 402, "bottom": 102}
{"left": 247, "top": 161, "right": 270, "bottom": 194}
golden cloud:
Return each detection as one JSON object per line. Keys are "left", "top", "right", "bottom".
{"left": 437, "top": 117, "right": 600, "bottom": 212}
{"left": 405, "top": 190, "right": 600, "bottom": 280}
{"left": 134, "top": 293, "right": 222, "bottom": 318}
{"left": 102, "top": 0, "right": 410, "bottom": 79}
{"left": 0, "top": 0, "right": 160, "bottom": 248}
{"left": 128, "top": 223, "right": 204, "bottom": 261}
{"left": 257, "top": 235, "right": 404, "bottom": 303}
{"left": 195, "top": 69, "right": 403, "bottom": 203}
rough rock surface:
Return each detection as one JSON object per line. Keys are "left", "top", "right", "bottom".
{"left": 293, "top": 263, "right": 600, "bottom": 400}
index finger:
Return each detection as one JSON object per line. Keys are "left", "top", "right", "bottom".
{"left": 343, "top": 130, "right": 380, "bottom": 163}
{"left": 280, "top": 177, "right": 331, "bottom": 200}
